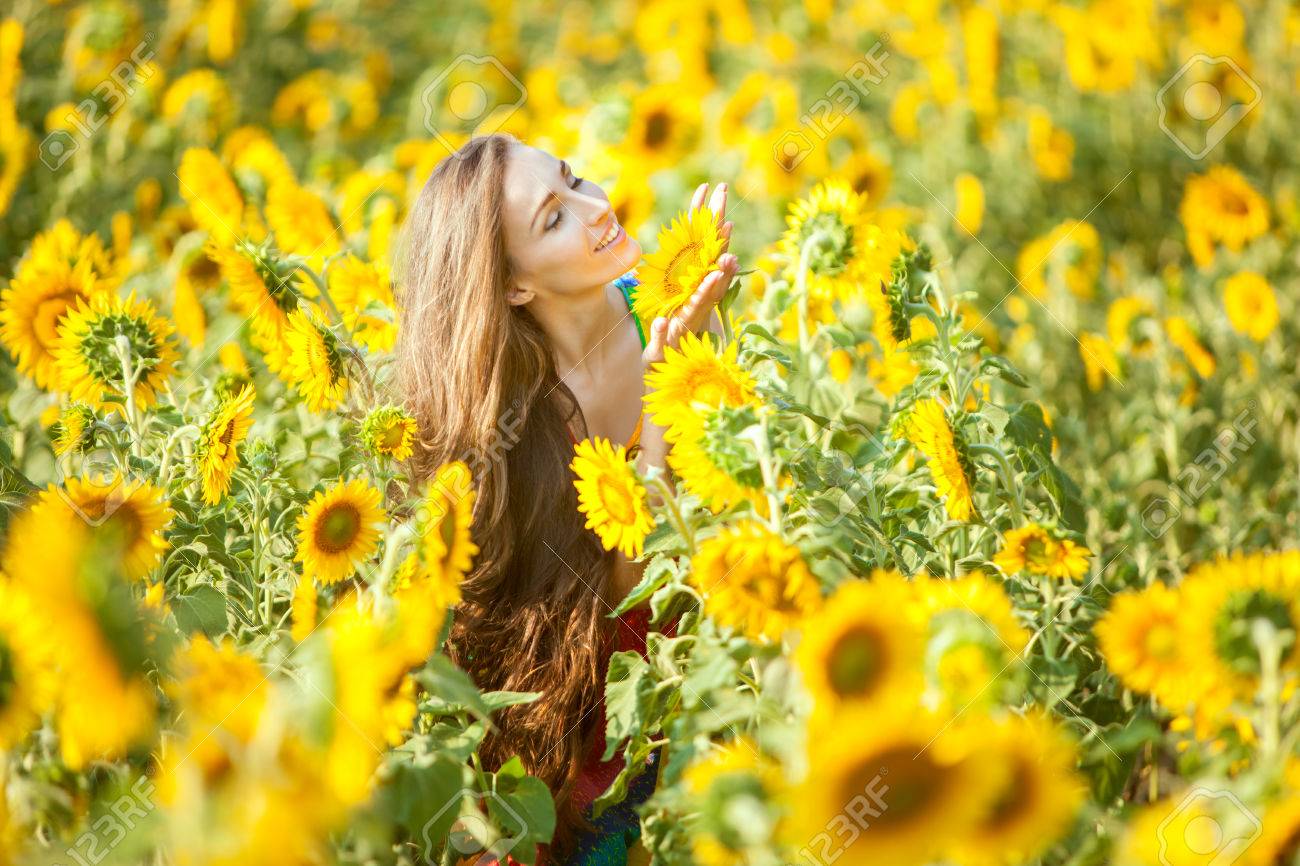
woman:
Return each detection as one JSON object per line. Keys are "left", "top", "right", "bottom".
{"left": 393, "top": 132, "right": 736, "bottom": 863}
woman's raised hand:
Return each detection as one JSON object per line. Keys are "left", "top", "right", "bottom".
{"left": 641, "top": 182, "right": 737, "bottom": 366}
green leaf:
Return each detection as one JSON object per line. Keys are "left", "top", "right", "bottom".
{"left": 602, "top": 650, "right": 652, "bottom": 760}
{"left": 981, "top": 355, "right": 1030, "bottom": 387}
{"left": 481, "top": 691, "right": 542, "bottom": 713}
{"left": 172, "top": 584, "right": 229, "bottom": 637}
{"left": 417, "top": 654, "right": 492, "bottom": 721}
{"left": 612, "top": 556, "right": 678, "bottom": 615}
{"left": 492, "top": 760, "right": 557, "bottom": 863}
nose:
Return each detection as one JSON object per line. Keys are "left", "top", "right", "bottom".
{"left": 572, "top": 188, "right": 612, "bottom": 229}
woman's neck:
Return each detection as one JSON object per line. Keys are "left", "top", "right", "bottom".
{"left": 528, "top": 282, "right": 622, "bottom": 376}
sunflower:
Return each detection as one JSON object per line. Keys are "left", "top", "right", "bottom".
{"left": 1179, "top": 166, "right": 1269, "bottom": 269}
{"left": 360, "top": 405, "right": 416, "bottom": 461}
{"left": 778, "top": 178, "right": 869, "bottom": 301}
{"left": 787, "top": 707, "right": 1001, "bottom": 866}
{"left": 295, "top": 478, "right": 387, "bottom": 585}
{"left": 1165, "top": 316, "right": 1217, "bottom": 379}
{"left": 995, "top": 523, "right": 1091, "bottom": 580}
{"left": 281, "top": 309, "right": 349, "bottom": 413}
{"left": 1078, "top": 332, "right": 1121, "bottom": 391}
{"left": 404, "top": 461, "right": 479, "bottom": 602}
{"left": 265, "top": 181, "right": 340, "bottom": 267}
{"left": 291, "top": 576, "right": 318, "bottom": 643}
{"left": 948, "top": 712, "right": 1085, "bottom": 866}
{"left": 1247, "top": 797, "right": 1300, "bottom": 866}
{"left": 643, "top": 332, "right": 758, "bottom": 435}
{"left": 1180, "top": 551, "right": 1300, "bottom": 710}
{"left": 683, "top": 739, "right": 784, "bottom": 866}
{"left": 1223, "top": 271, "right": 1279, "bottom": 342}
{"left": 901, "top": 399, "right": 977, "bottom": 521}
{"left": 794, "top": 576, "right": 926, "bottom": 719}
{"left": 1, "top": 502, "right": 157, "bottom": 768}
{"left": 0, "top": 581, "right": 52, "bottom": 751}
{"left": 688, "top": 521, "right": 821, "bottom": 643}
{"left": 167, "top": 635, "right": 269, "bottom": 751}
{"left": 197, "top": 383, "right": 256, "bottom": 505}
{"left": 623, "top": 84, "right": 700, "bottom": 170}
{"left": 207, "top": 238, "right": 300, "bottom": 341}
{"left": 35, "top": 474, "right": 172, "bottom": 581}
{"left": 53, "top": 291, "right": 179, "bottom": 410}
{"left": 0, "top": 258, "right": 109, "bottom": 390}
{"left": 1026, "top": 107, "right": 1074, "bottom": 181}
{"left": 51, "top": 403, "right": 97, "bottom": 456}
{"left": 327, "top": 255, "right": 397, "bottom": 353}
{"left": 667, "top": 404, "right": 772, "bottom": 517}
{"left": 571, "top": 437, "right": 654, "bottom": 559}
{"left": 633, "top": 207, "right": 727, "bottom": 324}
{"left": 177, "top": 147, "right": 244, "bottom": 243}
{"left": 1096, "top": 582, "right": 1208, "bottom": 708}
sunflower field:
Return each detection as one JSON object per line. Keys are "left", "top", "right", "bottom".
{"left": 1, "top": 0, "right": 1300, "bottom": 864}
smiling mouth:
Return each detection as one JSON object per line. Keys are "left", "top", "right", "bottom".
{"left": 594, "top": 220, "right": 623, "bottom": 252}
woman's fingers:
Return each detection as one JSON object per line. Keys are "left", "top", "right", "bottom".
{"left": 708, "top": 183, "right": 728, "bottom": 224}
{"left": 642, "top": 316, "right": 670, "bottom": 364}
{"left": 690, "top": 182, "right": 708, "bottom": 212}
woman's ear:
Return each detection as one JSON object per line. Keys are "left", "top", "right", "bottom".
{"left": 505, "top": 284, "right": 535, "bottom": 306}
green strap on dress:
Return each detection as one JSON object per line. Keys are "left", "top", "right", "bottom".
{"left": 615, "top": 274, "right": 646, "bottom": 349}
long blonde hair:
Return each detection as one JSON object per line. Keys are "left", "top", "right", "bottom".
{"left": 392, "top": 133, "right": 615, "bottom": 851}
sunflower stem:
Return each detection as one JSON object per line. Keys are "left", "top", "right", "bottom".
{"left": 649, "top": 472, "right": 693, "bottom": 554}
{"left": 114, "top": 335, "right": 141, "bottom": 454}
{"left": 795, "top": 230, "right": 831, "bottom": 358}
{"left": 968, "top": 442, "right": 1023, "bottom": 520}
{"left": 1253, "top": 618, "right": 1282, "bottom": 761}
{"left": 753, "top": 411, "right": 784, "bottom": 533}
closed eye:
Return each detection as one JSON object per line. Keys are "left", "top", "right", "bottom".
{"left": 544, "top": 166, "right": 584, "bottom": 231}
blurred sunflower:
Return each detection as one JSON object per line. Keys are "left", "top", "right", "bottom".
{"left": 683, "top": 739, "right": 784, "bottom": 866}
{"left": 197, "top": 382, "right": 256, "bottom": 505}
{"left": 265, "top": 181, "right": 340, "bottom": 267}
{"left": 162, "top": 70, "right": 235, "bottom": 142}
{"left": 623, "top": 85, "right": 700, "bottom": 170}
{"left": 688, "top": 521, "right": 820, "bottom": 642}
{"left": 633, "top": 207, "right": 726, "bottom": 324}
{"left": 177, "top": 147, "right": 244, "bottom": 243}
{"left": 788, "top": 708, "right": 1001, "bottom": 866}
{"left": 360, "top": 405, "right": 416, "bottom": 461}
{"left": 208, "top": 238, "right": 300, "bottom": 339}
{"left": 794, "top": 576, "right": 925, "bottom": 719}
{"left": 1096, "top": 581, "right": 1205, "bottom": 705}
{"left": 667, "top": 403, "right": 772, "bottom": 517}
{"left": 402, "top": 461, "right": 479, "bottom": 605}
{"left": 53, "top": 291, "right": 179, "bottom": 410}
{"left": 571, "top": 437, "right": 653, "bottom": 559}
{"left": 1222, "top": 271, "right": 1278, "bottom": 342}
{"left": 1180, "top": 166, "right": 1269, "bottom": 268}
{"left": 327, "top": 255, "right": 396, "bottom": 352}
{"left": 51, "top": 403, "right": 97, "bottom": 456}
{"left": 1078, "top": 332, "right": 1121, "bottom": 391}
{"left": 1, "top": 503, "right": 158, "bottom": 768}
{"left": 282, "top": 309, "right": 349, "bottom": 413}
{"left": 291, "top": 576, "right": 318, "bottom": 643}
{"left": 0, "top": 258, "right": 109, "bottom": 390}
{"left": 1026, "top": 107, "right": 1075, "bottom": 181}
{"left": 1180, "top": 551, "right": 1300, "bottom": 708}
{"left": 948, "top": 713, "right": 1085, "bottom": 866}
{"left": 995, "top": 523, "right": 1091, "bottom": 580}
{"left": 0, "top": 581, "right": 53, "bottom": 751}
{"left": 643, "top": 332, "right": 758, "bottom": 434}
{"left": 295, "top": 478, "right": 386, "bottom": 585}
{"left": 1164, "top": 316, "right": 1217, "bottom": 379}
{"left": 167, "top": 635, "right": 269, "bottom": 753}
{"left": 36, "top": 474, "right": 172, "bottom": 581}
{"left": 901, "top": 398, "right": 977, "bottom": 521}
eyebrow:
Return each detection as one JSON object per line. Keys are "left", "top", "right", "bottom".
{"left": 530, "top": 160, "right": 569, "bottom": 233}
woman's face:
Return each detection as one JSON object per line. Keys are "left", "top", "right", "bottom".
{"left": 500, "top": 144, "right": 642, "bottom": 302}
